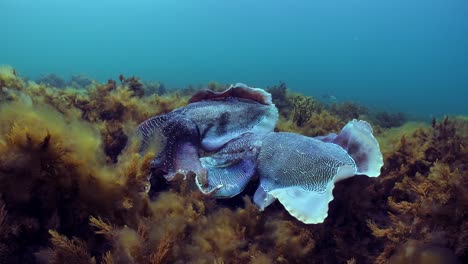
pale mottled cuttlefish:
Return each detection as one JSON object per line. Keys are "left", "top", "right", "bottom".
{"left": 137, "top": 83, "right": 383, "bottom": 224}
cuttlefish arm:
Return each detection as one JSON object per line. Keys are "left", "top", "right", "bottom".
{"left": 196, "top": 133, "right": 261, "bottom": 198}
{"left": 137, "top": 112, "right": 206, "bottom": 181}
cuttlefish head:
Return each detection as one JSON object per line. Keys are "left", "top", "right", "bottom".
{"left": 136, "top": 83, "right": 278, "bottom": 190}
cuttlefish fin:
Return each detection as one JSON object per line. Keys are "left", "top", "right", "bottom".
{"left": 188, "top": 83, "right": 273, "bottom": 105}
{"left": 329, "top": 119, "right": 383, "bottom": 177}
{"left": 253, "top": 184, "right": 276, "bottom": 211}
{"left": 257, "top": 165, "right": 355, "bottom": 224}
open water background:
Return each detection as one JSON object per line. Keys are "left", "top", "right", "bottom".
{"left": 2, "top": 0, "right": 468, "bottom": 117}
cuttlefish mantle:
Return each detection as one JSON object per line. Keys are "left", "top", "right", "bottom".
{"left": 137, "top": 84, "right": 383, "bottom": 224}
{"left": 253, "top": 120, "right": 383, "bottom": 224}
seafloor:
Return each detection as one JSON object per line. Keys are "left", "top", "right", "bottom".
{"left": 0, "top": 66, "right": 466, "bottom": 264}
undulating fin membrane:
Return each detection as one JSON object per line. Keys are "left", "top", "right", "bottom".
{"left": 196, "top": 133, "right": 261, "bottom": 198}
{"left": 253, "top": 185, "right": 276, "bottom": 210}
{"left": 330, "top": 119, "right": 383, "bottom": 177}
{"left": 255, "top": 132, "right": 357, "bottom": 224}
{"left": 266, "top": 165, "right": 355, "bottom": 224}
{"left": 315, "top": 133, "right": 337, "bottom": 143}
{"left": 188, "top": 83, "right": 273, "bottom": 105}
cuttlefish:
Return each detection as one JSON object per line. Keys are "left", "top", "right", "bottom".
{"left": 137, "top": 83, "right": 383, "bottom": 224}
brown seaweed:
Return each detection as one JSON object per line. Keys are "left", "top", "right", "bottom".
{"left": 0, "top": 66, "right": 466, "bottom": 263}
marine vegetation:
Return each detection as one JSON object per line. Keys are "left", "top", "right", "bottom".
{"left": 142, "top": 81, "right": 167, "bottom": 96}
{"left": 70, "top": 74, "right": 93, "bottom": 88}
{"left": 0, "top": 65, "right": 466, "bottom": 263}
{"left": 366, "top": 116, "right": 468, "bottom": 263}
{"left": 266, "top": 81, "right": 293, "bottom": 117}
{"left": 329, "top": 101, "right": 369, "bottom": 121}
{"left": 35, "top": 74, "right": 67, "bottom": 89}
{"left": 266, "top": 82, "right": 345, "bottom": 137}
{"left": 371, "top": 111, "right": 407, "bottom": 129}
{"left": 118, "top": 75, "right": 145, "bottom": 98}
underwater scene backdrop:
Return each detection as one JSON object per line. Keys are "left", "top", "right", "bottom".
{"left": 1, "top": 0, "right": 467, "bottom": 263}
{"left": 2, "top": 0, "right": 468, "bottom": 117}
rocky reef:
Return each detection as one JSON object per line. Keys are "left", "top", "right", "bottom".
{"left": 0, "top": 66, "right": 466, "bottom": 263}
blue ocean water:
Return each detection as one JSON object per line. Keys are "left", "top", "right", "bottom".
{"left": 2, "top": 0, "right": 467, "bottom": 117}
